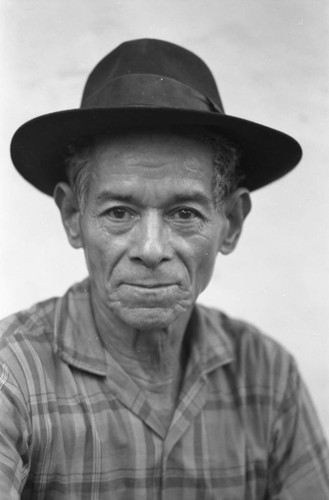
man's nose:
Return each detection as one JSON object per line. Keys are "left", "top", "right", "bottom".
{"left": 129, "top": 211, "right": 172, "bottom": 267}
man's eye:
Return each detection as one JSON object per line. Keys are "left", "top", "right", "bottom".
{"left": 174, "top": 208, "right": 200, "bottom": 220}
{"left": 106, "top": 207, "right": 133, "bottom": 220}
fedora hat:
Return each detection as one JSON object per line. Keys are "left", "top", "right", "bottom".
{"left": 10, "top": 38, "right": 302, "bottom": 195}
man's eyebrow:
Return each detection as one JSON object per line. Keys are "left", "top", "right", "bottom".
{"left": 166, "top": 192, "right": 213, "bottom": 206}
{"left": 95, "top": 189, "right": 213, "bottom": 206}
{"left": 95, "top": 190, "right": 134, "bottom": 204}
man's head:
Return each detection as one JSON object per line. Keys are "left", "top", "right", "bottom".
{"left": 9, "top": 37, "right": 302, "bottom": 330}
{"left": 54, "top": 129, "right": 251, "bottom": 331}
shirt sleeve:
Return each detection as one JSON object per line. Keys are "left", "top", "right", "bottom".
{"left": 0, "top": 362, "right": 31, "bottom": 499}
{"left": 267, "top": 357, "right": 329, "bottom": 499}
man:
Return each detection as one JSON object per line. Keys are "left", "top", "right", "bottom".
{"left": 0, "top": 38, "right": 328, "bottom": 499}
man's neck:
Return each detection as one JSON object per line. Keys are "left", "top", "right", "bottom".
{"left": 89, "top": 290, "right": 192, "bottom": 429}
{"left": 92, "top": 305, "right": 189, "bottom": 381}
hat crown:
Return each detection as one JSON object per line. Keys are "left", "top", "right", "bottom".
{"left": 81, "top": 38, "right": 224, "bottom": 111}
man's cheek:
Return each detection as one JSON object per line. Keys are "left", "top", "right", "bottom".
{"left": 194, "top": 254, "right": 218, "bottom": 295}
{"left": 84, "top": 245, "right": 107, "bottom": 281}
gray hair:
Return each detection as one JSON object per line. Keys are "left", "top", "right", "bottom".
{"left": 64, "top": 128, "right": 243, "bottom": 212}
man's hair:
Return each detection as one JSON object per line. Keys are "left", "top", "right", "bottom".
{"left": 64, "top": 128, "right": 243, "bottom": 212}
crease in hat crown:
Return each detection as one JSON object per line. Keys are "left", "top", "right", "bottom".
{"left": 80, "top": 38, "right": 225, "bottom": 113}
{"left": 10, "top": 37, "right": 302, "bottom": 196}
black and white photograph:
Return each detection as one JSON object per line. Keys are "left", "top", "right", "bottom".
{"left": 0, "top": 1, "right": 328, "bottom": 498}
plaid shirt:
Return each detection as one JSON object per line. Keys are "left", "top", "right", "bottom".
{"left": 0, "top": 279, "right": 328, "bottom": 499}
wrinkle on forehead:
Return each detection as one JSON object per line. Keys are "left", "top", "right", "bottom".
{"left": 94, "top": 182, "right": 214, "bottom": 211}
{"left": 88, "top": 131, "right": 214, "bottom": 196}
{"left": 93, "top": 131, "right": 213, "bottom": 168}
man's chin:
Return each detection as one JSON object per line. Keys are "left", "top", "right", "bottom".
{"left": 112, "top": 306, "right": 189, "bottom": 331}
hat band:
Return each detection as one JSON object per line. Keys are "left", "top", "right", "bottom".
{"left": 82, "top": 73, "right": 224, "bottom": 113}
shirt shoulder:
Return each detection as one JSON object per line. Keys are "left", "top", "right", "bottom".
{"left": 196, "top": 303, "right": 297, "bottom": 395}
{"left": 0, "top": 297, "right": 57, "bottom": 342}
{"left": 197, "top": 303, "right": 294, "bottom": 359}
{"left": 0, "top": 277, "right": 89, "bottom": 347}
{"left": 0, "top": 296, "right": 60, "bottom": 397}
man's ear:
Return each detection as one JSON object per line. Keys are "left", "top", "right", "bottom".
{"left": 54, "top": 183, "right": 83, "bottom": 249}
{"left": 219, "top": 188, "right": 252, "bottom": 255}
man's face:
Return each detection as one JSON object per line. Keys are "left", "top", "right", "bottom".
{"left": 67, "top": 131, "right": 239, "bottom": 330}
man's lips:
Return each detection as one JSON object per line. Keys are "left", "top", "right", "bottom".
{"left": 115, "top": 283, "right": 182, "bottom": 307}
{"left": 123, "top": 283, "right": 177, "bottom": 288}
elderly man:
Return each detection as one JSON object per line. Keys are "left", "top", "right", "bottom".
{"left": 1, "top": 39, "right": 328, "bottom": 499}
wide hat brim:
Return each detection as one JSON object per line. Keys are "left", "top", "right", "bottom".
{"left": 10, "top": 106, "right": 302, "bottom": 196}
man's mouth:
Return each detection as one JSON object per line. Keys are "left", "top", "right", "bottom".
{"left": 124, "top": 283, "right": 177, "bottom": 289}
{"left": 116, "top": 283, "right": 181, "bottom": 307}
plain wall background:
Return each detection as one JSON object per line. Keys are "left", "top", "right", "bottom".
{"left": 0, "top": 0, "right": 328, "bottom": 437}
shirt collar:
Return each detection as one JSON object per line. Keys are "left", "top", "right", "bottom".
{"left": 53, "top": 278, "right": 108, "bottom": 376}
{"left": 53, "top": 279, "right": 234, "bottom": 377}
{"left": 183, "top": 304, "right": 234, "bottom": 382}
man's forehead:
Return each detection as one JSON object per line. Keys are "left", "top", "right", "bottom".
{"left": 83, "top": 129, "right": 215, "bottom": 203}
{"left": 94, "top": 186, "right": 214, "bottom": 208}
